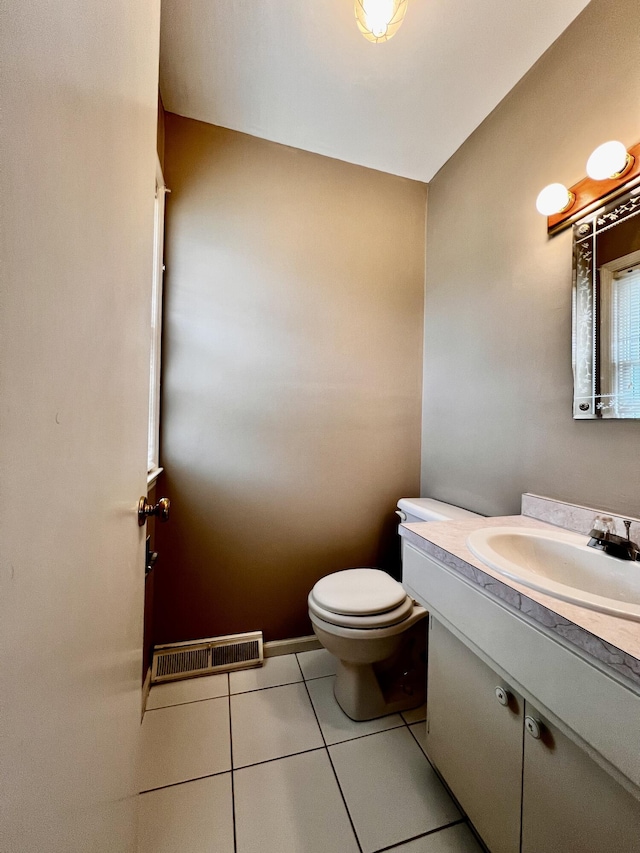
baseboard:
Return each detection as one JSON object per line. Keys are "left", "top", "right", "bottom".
{"left": 141, "top": 666, "right": 152, "bottom": 719}
{"left": 263, "top": 635, "right": 321, "bottom": 657}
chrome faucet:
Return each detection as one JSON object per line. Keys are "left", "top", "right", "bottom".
{"left": 588, "top": 516, "right": 640, "bottom": 561}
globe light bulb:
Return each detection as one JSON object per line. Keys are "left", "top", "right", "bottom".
{"left": 535, "top": 183, "right": 574, "bottom": 216}
{"left": 355, "top": 0, "right": 408, "bottom": 43}
{"left": 586, "top": 141, "right": 630, "bottom": 180}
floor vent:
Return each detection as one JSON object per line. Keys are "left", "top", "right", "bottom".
{"left": 151, "top": 631, "right": 263, "bottom": 684}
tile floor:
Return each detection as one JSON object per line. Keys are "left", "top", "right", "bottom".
{"left": 138, "top": 649, "right": 483, "bottom": 853}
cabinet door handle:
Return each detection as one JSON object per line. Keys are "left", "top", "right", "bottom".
{"left": 524, "top": 715, "right": 542, "bottom": 739}
{"left": 494, "top": 686, "right": 511, "bottom": 706}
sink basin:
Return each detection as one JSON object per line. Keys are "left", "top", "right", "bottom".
{"left": 466, "top": 527, "right": 640, "bottom": 622}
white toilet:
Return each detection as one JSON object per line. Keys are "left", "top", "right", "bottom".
{"left": 308, "top": 498, "right": 480, "bottom": 721}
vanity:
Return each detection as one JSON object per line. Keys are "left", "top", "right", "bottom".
{"left": 400, "top": 495, "right": 640, "bottom": 853}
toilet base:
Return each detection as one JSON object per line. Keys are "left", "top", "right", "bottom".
{"left": 332, "top": 622, "right": 426, "bottom": 721}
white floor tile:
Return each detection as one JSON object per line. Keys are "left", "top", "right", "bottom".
{"left": 329, "top": 727, "right": 461, "bottom": 853}
{"left": 296, "top": 648, "right": 338, "bottom": 680}
{"left": 389, "top": 823, "right": 483, "bottom": 852}
{"left": 140, "top": 697, "right": 230, "bottom": 791}
{"left": 234, "top": 749, "right": 360, "bottom": 853}
{"left": 410, "top": 720, "right": 428, "bottom": 754}
{"left": 402, "top": 702, "right": 427, "bottom": 724}
{"left": 229, "top": 654, "right": 302, "bottom": 694}
{"left": 231, "top": 682, "right": 323, "bottom": 768}
{"left": 307, "top": 676, "right": 404, "bottom": 745}
{"left": 138, "top": 773, "right": 234, "bottom": 853}
{"left": 146, "top": 673, "right": 229, "bottom": 710}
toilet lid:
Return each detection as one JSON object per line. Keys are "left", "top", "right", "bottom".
{"left": 311, "top": 568, "right": 407, "bottom": 616}
{"left": 308, "top": 592, "right": 413, "bottom": 629}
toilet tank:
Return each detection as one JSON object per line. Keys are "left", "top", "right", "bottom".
{"left": 396, "top": 498, "right": 481, "bottom": 524}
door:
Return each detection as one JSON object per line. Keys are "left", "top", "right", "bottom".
{"left": 426, "top": 617, "right": 523, "bottom": 853}
{"left": 0, "top": 3, "right": 160, "bottom": 852}
{"left": 521, "top": 703, "right": 640, "bottom": 852}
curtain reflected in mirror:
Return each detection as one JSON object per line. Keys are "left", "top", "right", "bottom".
{"left": 573, "top": 186, "right": 640, "bottom": 418}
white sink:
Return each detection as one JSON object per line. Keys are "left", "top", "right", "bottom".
{"left": 466, "top": 527, "right": 640, "bottom": 622}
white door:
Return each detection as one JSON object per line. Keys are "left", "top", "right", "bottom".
{"left": 0, "top": 3, "right": 160, "bottom": 851}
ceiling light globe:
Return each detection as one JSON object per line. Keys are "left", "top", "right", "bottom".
{"left": 536, "top": 183, "right": 573, "bottom": 216}
{"left": 355, "top": 0, "right": 408, "bottom": 43}
{"left": 586, "top": 141, "right": 629, "bottom": 180}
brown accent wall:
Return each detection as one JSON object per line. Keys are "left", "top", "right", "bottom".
{"left": 422, "top": 0, "right": 640, "bottom": 519}
{"left": 155, "top": 116, "right": 427, "bottom": 643}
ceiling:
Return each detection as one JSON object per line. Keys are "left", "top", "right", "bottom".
{"left": 160, "top": 0, "right": 592, "bottom": 183}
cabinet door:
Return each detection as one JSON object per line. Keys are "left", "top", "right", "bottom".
{"left": 521, "top": 703, "right": 640, "bottom": 853}
{"left": 426, "top": 618, "right": 523, "bottom": 853}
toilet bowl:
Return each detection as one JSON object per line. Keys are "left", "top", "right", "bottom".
{"left": 308, "top": 498, "right": 480, "bottom": 721}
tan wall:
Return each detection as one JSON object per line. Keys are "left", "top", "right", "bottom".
{"left": 422, "top": 0, "right": 640, "bottom": 519}
{"left": 155, "top": 116, "right": 427, "bottom": 643}
{"left": 157, "top": 91, "right": 165, "bottom": 169}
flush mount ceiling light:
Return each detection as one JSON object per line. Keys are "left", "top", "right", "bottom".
{"left": 537, "top": 139, "right": 640, "bottom": 235}
{"left": 355, "top": 0, "right": 408, "bottom": 43}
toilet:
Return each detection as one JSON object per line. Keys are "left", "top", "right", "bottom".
{"left": 308, "top": 498, "right": 480, "bottom": 721}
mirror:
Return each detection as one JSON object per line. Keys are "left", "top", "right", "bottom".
{"left": 572, "top": 185, "right": 640, "bottom": 418}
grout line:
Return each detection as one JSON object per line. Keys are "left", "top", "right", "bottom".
{"left": 401, "top": 714, "right": 427, "bottom": 727}
{"left": 229, "top": 692, "right": 237, "bottom": 853}
{"left": 325, "top": 747, "right": 364, "bottom": 853}
{"left": 300, "top": 676, "right": 364, "bottom": 853}
{"left": 324, "top": 718, "right": 406, "bottom": 748}
{"left": 295, "top": 652, "right": 339, "bottom": 683}
{"left": 139, "top": 768, "right": 231, "bottom": 795}
{"left": 232, "top": 722, "right": 407, "bottom": 773}
{"left": 407, "top": 730, "right": 474, "bottom": 837}
{"left": 295, "top": 649, "right": 341, "bottom": 681}
{"left": 302, "top": 671, "right": 339, "bottom": 681}
{"left": 229, "top": 678, "right": 304, "bottom": 697}
{"left": 371, "top": 818, "right": 467, "bottom": 853}
{"left": 299, "top": 674, "right": 327, "bottom": 749}
{"left": 293, "top": 653, "right": 306, "bottom": 681}
{"left": 406, "top": 721, "right": 428, "bottom": 757}
{"left": 145, "top": 693, "right": 230, "bottom": 712}
{"left": 233, "top": 744, "right": 327, "bottom": 773}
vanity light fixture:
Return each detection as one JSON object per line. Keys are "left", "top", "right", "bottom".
{"left": 355, "top": 0, "right": 408, "bottom": 43}
{"left": 585, "top": 140, "right": 634, "bottom": 181}
{"left": 535, "top": 183, "right": 575, "bottom": 217}
{"left": 538, "top": 139, "right": 640, "bottom": 235}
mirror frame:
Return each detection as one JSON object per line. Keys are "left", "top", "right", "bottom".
{"left": 572, "top": 184, "right": 640, "bottom": 418}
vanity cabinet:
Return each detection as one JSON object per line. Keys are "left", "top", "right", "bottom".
{"left": 520, "top": 701, "right": 640, "bottom": 852}
{"left": 426, "top": 617, "right": 522, "bottom": 853}
{"left": 426, "top": 616, "right": 640, "bottom": 853}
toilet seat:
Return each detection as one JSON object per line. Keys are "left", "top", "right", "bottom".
{"left": 308, "top": 591, "right": 413, "bottom": 629}
{"left": 309, "top": 604, "right": 427, "bottom": 641}
{"left": 311, "top": 568, "right": 407, "bottom": 616}
{"left": 309, "top": 568, "right": 414, "bottom": 629}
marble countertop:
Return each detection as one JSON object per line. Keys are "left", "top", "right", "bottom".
{"left": 400, "top": 514, "right": 640, "bottom": 690}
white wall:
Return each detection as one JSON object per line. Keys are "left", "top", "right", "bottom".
{"left": 0, "top": 3, "right": 160, "bottom": 850}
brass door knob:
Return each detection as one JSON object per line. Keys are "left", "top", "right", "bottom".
{"left": 138, "top": 496, "right": 170, "bottom": 526}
